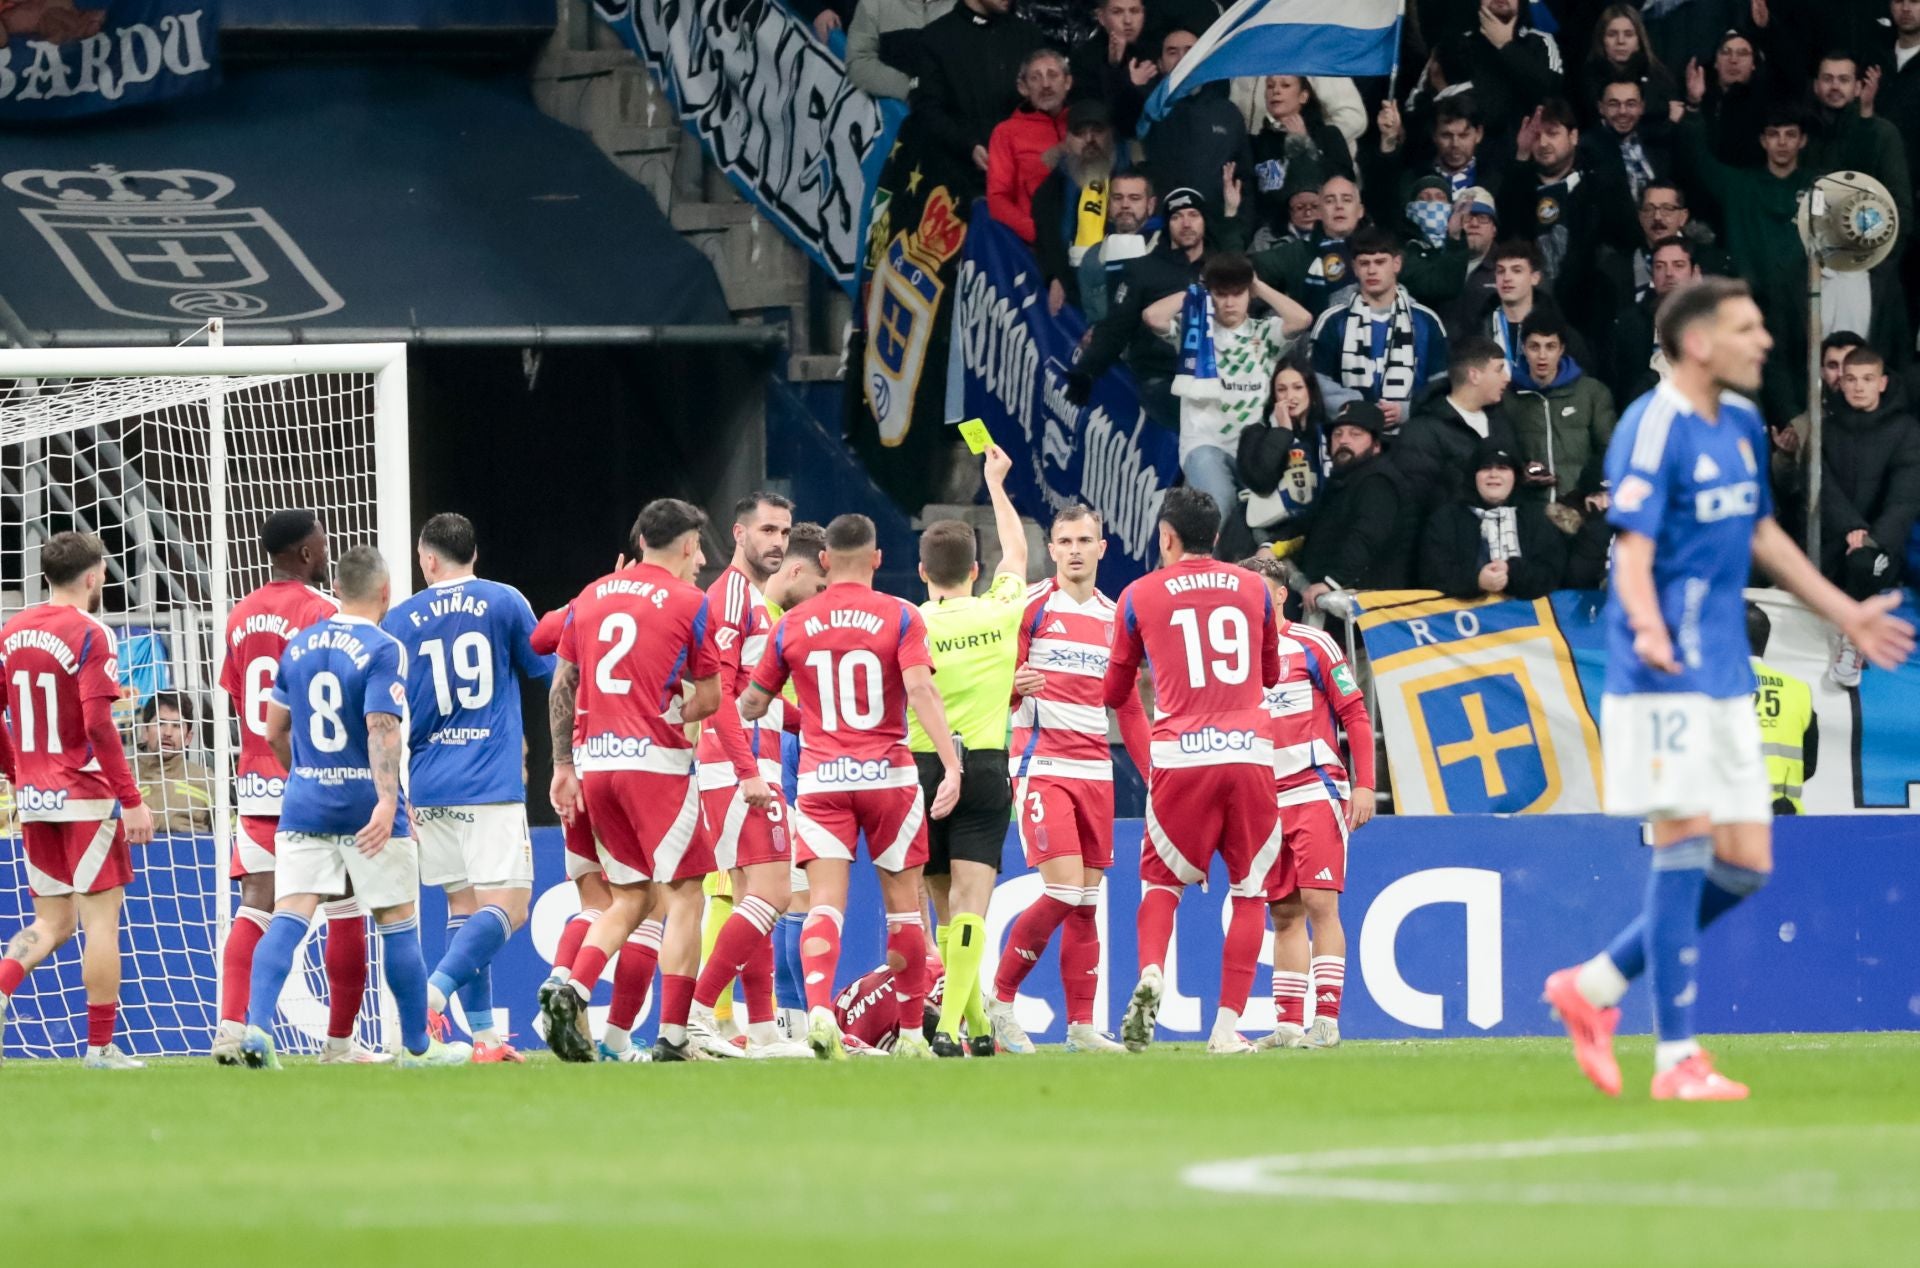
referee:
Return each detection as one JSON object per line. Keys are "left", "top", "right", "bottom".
{"left": 911, "top": 444, "right": 1028, "bottom": 1058}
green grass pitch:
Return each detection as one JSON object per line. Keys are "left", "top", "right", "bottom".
{"left": 7, "top": 1033, "right": 1917, "bottom": 1264}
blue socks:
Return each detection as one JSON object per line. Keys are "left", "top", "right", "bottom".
{"left": 245, "top": 912, "right": 310, "bottom": 1033}
{"left": 380, "top": 916, "right": 431, "bottom": 1055}
{"left": 428, "top": 905, "right": 514, "bottom": 1033}
{"left": 1644, "top": 837, "right": 1711, "bottom": 1044}
{"left": 1605, "top": 857, "right": 1770, "bottom": 982}
{"left": 773, "top": 910, "right": 806, "bottom": 1012}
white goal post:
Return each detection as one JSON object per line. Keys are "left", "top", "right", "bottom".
{"left": 0, "top": 340, "right": 410, "bottom": 1059}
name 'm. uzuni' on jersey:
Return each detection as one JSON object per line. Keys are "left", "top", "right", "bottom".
{"left": 1105, "top": 557, "right": 1280, "bottom": 769}
{"left": 750, "top": 580, "right": 931, "bottom": 791}
{"left": 0, "top": 604, "right": 136, "bottom": 821}
{"left": 1604, "top": 382, "right": 1772, "bottom": 700}
{"left": 558, "top": 562, "right": 718, "bottom": 775}
{"left": 220, "top": 579, "right": 337, "bottom": 816}
{"left": 271, "top": 614, "right": 410, "bottom": 837}
{"left": 382, "top": 576, "right": 552, "bottom": 806}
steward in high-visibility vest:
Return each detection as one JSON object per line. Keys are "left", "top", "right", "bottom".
{"left": 1747, "top": 603, "right": 1818, "bottom": 814}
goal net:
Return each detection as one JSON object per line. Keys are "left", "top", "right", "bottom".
{"left": 0, "top": 342, "right": 410, "bottom": 1060}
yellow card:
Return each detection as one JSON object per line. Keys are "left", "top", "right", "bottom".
{"left": 957, "top": 418, "right": 992, "bottom": 454}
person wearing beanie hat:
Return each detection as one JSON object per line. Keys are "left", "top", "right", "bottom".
{"left": 1416, "top": 435, "right": 1567, "bottom": 599}
{"left": 1293, "top": 398, "right": 1416, "bottom": 605}
{"left": 1030, "top": 95, "right": 1132, "bottom": 311}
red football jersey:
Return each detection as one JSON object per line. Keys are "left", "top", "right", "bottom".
{"left": 1104, "top": 557, "right": 1279, "bottom": 769}
{"left": 220, "top": 579, "right": 337, "bottom": 816}
{"left": 558, "top": 563, "right": 719, "bottom": 776}
{"left": 834, "top": 965, "right": 902, "bottom": 1053}
{"left": 1264, "top": 620, "right": 1376, "bottom": 791}
{"left": 750, "top": 580, "right": 931, "bottom": 783}
{"left": 696, "top": 565, "right": 778, "bottom": 783}
{"left": 0, "top": 604, "right": 130, "bottom": 819}
{"left": 1011, "top": 579, "right": 1150, "bottom": 781}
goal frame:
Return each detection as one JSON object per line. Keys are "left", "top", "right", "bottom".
{"left": 0, "top": 341, "right": 410, "bottom": 1046}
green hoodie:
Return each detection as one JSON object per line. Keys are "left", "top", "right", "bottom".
{"left": 1509, "top": 354, "right": 1618, "bottom": 501}
{"left": 1675, "top": 113, "right": 1813, "bottom": 310}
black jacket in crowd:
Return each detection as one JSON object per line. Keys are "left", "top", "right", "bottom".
{"left": 1143, "top": 81, "right": 1255, "bottom": 228}
{"left": 1297, "top": 448, "right": 1417, "bottom": 591}
{"left": 1818, "top": 393, "right": 1920, "bottom": 578}
{"left": 1391, "top": 382, "right": 1527, "bottom": 516}
{"left": 1074, "top": 219, "right": 1245, "bottom": 386}
{"left": 1418, "top": 490, "right": 1568, "bottom": 599}
{"left": 907, "top": 7, "right": 1047, "bottom": 182}
{"left": 1067, "top": 35, "right": 1157, "bottom": 138}
{"left": 1411, "top": 21, "right": 1565, "bottom": 142}
{"left": 1496, "top": 156, "right": 1638, "bottom": 340}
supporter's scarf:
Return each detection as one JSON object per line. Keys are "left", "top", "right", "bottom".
{"left": 1172, "top": 285, "right": 1221, "bottom": 401}
{"left": 1618, "top": 132, "right": 1653, "bottom": 203}
{"left": 1338, "top": 290, "right": 1417, "bottom": 401}
{"left": 1471, "top": 505, "right": 1522, "bottom": 562}
{"left": 1070, "top": 176, "right": 1110, "bottom": 264}
{"left": 1405, "top": 199, "right": 1452, "bottom": 248}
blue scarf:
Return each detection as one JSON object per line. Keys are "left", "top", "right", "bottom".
{"left": 1172, "top": 285, "right": 1220, "bottom": 401}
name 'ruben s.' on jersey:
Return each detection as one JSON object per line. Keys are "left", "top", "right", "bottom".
{"left": 558, "top": 562, "right": 718, "bottom": 775}
{"left": 1603, "top": 381, "right": 1772, "bottom": 699}
{"left": 272, "top": 614, "right": 410, "bottom": 838}
{"left": 220, "top": 579, "right": 337, "bottom": 815}
{"left": 0, "top": 605, "right": 125, "bottom": 819}
{"left": 382, "top": 577, "right": 552, "bottom": 805}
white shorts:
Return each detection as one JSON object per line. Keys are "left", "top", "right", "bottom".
{"left": 414, "top": 803, "right": 535, "bottom": 891}
{"left": 1601, "top": 692, "right": 1771, "bottom": 825}
{"left": 275, "top": 831, "right": 420, "bottom": 912}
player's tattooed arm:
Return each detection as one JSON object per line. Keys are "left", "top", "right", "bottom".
{"left": 548, "top": 661, "right": 579, "bottom": 762}
{"left": 4, "top": 927, "right": 38, "bottom": 962}
{"left": 368, "top": 713, "right": 402, "bottom": 806}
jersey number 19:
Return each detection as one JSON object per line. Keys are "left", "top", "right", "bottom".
{"left": 1169, "top": 606, "right": 1249, "bottom": 688}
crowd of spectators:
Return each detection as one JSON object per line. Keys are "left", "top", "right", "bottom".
{"left": 809, "top": 0, "right": 1920, "bottom": 667}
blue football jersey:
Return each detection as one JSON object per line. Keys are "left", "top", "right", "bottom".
{"left": 272, "top": 615, "right": 411, "bottom": 837}
{"left": 382, "top": 577, "right": 552, "bottom": 807}
{"left": 1603, "top": 382, "right": 1771, "bottom": 699}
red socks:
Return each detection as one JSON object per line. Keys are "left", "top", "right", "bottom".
{"left": 693, "top": 895, "right": 777, "bottom": 1009}
{"left": 993, "top": 885, "right": 1077, "bottom": 1003}
{"left": 799, "top": 906, "right": 844, "bottom": 1011}
{"left": 1312, "top": 955, "right": 1345, "bottom": 1020}
{"left": 86, "top": 1001, "right": 116, "bottom": 1048}
{"left": 1272, "top": 971, "right": 1309, "bottom": 1027}
{"left": 1220, "top": 897, "right": 1267, "bottom": 1013}
{"left": 605, "top": 921, "right": 662, "bottom": 1029}
{"left": 0, "top": 955, "right": 26, "bottom": 998}
{"left": 553, "top": 909, "right": 597, "bottom": 972}
{"left": 1137, "top": 884, "right": 1181, "bottom": 974}
{"left": 885, "top": 913, "right": 928, "bottom": 1022}
{"left": 322, "top": 902, "right": 368, "bottom": 1041}
{"left": 1059, "top": 899, "right": 1100, "bottom": 1026}
{"left": 660, "top": 973, "right": 695, "bottom": 1030}
{"left": 742, "top": 935, "right": 776, "bottom": 1026}
{"left": 219, "top": 908, "right": 270, "bottom": 1025}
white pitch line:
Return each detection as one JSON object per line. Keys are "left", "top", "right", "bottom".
{"left": 1181, "top": 1132, "right": 1920, "bottom": 1211}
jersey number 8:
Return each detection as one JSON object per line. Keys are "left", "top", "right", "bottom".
{"left": 803, "top": 648, "right": 884, "bottom": 731}
{"left": 1169, "top": 606, "right": 1250, "bottom": 688}
{"left": 308, "top": 672, "right": 349, "bottom": 753}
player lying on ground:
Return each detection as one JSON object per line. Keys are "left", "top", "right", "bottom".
{"left": 214, "top": 510, "right": 378, "bottom": 1065}
{"left": 242, "top": 546, "right": 471, "bottom": 1069}
{"left": 740, "top": 513, "right": 963, "bottom": 1060}
{"left": 0, "top": 531, "right": 155, "bottom": 1068}
{"left": 1544, "top": 278, "right": 1914, "bottom": 1101}
{"left": 833, "top": 950, "right": 945, "bottom": 1056}
{"left": 991, "top": 503, "right": 1150, "bottom": 1054}
{"left": 1240, "top": 554, "right": 1375, "bottom": 1051}
{"left": 1103, "top": 487, "right": 1285, "bottom": 1055}
{"left": 384, "top": 513, "right": 552, "bottom": 1064}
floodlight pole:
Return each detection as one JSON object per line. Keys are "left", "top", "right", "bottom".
{"left": 1805, "top": 237, "right": 1824, "bottom": 569}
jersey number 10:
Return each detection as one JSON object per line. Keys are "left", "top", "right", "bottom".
{"left": 804, "top": 648, "right": 884, "bottom": 731}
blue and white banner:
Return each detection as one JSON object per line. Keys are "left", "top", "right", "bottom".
{"left": 592, "top": 0, "right": 903, "bottom": 291}
{"left": 5, "top": 814, "right": 1914, "bottom": 1058}
{"left": 955, "top": 211, "right": 1179, "bottom": 592}
{"left": 1140, "top": 0, "right": 1401, "bottom": 129}
{"left": 1354, "top": 588, "right": 1920, "bottom": 814}
{"left": 0, "top": 2, "right": 218, "bottom": 120}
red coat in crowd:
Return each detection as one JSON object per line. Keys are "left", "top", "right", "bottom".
{"left": 987, "top": 105, "right": 1067, "bottom": 245}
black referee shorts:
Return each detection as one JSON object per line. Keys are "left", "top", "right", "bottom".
{"left": 914, "top": 749, "right": 1011, "bottom": 876}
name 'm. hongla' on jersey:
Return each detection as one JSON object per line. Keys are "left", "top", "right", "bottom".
{"left": 749, "top": 580, "right": 932, "bottom": 791}
{"left": 558, "top": 562, "right": 719, "bottom": 775}
{"left": 1105, "top": 557, "right": 1281, "bottom": 769}
{"left": 696, "top": 564, "right": 781, "bottom": 786}
{"left": 382, "top": 576, "right": 552, "bottom": 806}
{"left": 0, "top": 604, "right": 139, "bottom": 820}
{"left": 1263, "top": 619, "right": 1376, "bottom": 793}
{"left": 1011, "top": 578, "right": 1150, "bottom": 781}
{"left": 271, "top": 614, "right": 410, "bottom": 839}
{"left": 220, "top": 579, "right": 337, "bottom": 816}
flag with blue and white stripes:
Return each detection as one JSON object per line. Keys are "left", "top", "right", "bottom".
{"left": 1139, "top": 0, "right": 1403, "bottom": 132}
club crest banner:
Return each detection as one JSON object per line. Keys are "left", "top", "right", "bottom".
{"left": 591, "top": 0, "right": 901, "bottom": 291}
{"left": 0, "top": 2, "right": 218, "bottom": 120}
